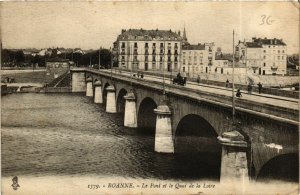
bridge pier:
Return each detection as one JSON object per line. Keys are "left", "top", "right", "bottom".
{"left": 86, "top": 77, "right": 93, "bottom": 97}
{"left": 124, "top": 91, "right": 137, "bottom": 127}
{"left": 106, "top": 86, "right": 117, "bottom": 113}
{"left": 218, "top": 130, "right": 249, "bottom": 184}
{"left": 154, "top": 105, "right": 174, "bottom": 153}
{"left": 71, "top": 71, "right": 86, "bottom": 92}
{"left": 94, "top": 81, "right": 103, "bottom": 103}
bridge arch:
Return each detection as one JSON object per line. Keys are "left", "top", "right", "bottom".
{"left": 257, "top": 153, "right": 299, "bottom": 182}
{"left": 175, "top": 114, "right": 220, "bottom": 152}
{"left": 174, "top": 114, "right": 222, "bottom": 180}
{"left": 116, "top": 88, "right": 128, "bottom": 113}
{"left": 137, "top": 97, "right": 158, "bottom": 131}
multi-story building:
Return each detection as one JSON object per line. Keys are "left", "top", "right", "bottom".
{"left": 114, "top": 29, "right": 183, "bottom": 72}
{"left": 181, "top": 42, "right": 215, "bottom": 77}
{"left": 236, "top": 37, "right": 287, "bottom": 75}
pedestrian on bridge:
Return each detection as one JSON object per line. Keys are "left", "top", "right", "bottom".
{"left": 257, "top": 82, "right": 263, "bottom": 94}
{"left": 197, "top": 75, "right": 201, "bottom": 85}
{"left": 182, "top": 71, "right": 187, "bottom": 86}
{"left": 225, "top": 79, "right": 229, "bottom": 88}
{"left": 247, "top": 83, "right": 252, "bottom": 94}
{"left": 236, "top": 89, "right": 242, "bottom": 98}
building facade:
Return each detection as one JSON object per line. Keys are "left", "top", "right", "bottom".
{"left": 236, "top": 37, "right": 287, "bottom": 75}
{"left": 181, "top": 43, "right": 215, "bottom": 77}
{"left": 114, "top": 29, "right": 183, "bottom": 72}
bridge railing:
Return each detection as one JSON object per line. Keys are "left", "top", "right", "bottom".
{"left": 83, "top": 68, "right": 299, "bottom": 125}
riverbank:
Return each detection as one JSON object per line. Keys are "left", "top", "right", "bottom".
{"left": 1, "top": 68, "right": 68, "bottom": 84}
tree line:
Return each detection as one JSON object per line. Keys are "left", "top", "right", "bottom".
{"left": 1, "top": 48, "right": 115, "bottom": 68}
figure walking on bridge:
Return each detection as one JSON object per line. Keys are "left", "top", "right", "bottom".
{"left": 197, "top": 75, "right": 201, "bottom": 85}
{"left": 236, "top": 89, "right": 242, "bottom": 98}
{"left": 225, "top": 79, "right": 229, "bottom": 88}
{"left": 247, "top": 83, "right": 252, "bottom": 94}
{"left": 257, "top": 82, "right": 263, "bottom": 94}
{"left": 182, "top": 71, "right": 187, "bottom": 86}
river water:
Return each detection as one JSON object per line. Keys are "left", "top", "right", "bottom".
{"left": 2, "top": 93, "right": 220, "bottom": 181}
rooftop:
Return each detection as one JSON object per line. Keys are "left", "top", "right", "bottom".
{"left": 245, "top": 42, "right": 263, "bottom": 48}
{"left": 46, "top": 58, "right": 69, "bottom": 62}
{"left": 117, "top": 29, "right": 183, "bottom": 41}
{"left": 246, "top": 37, "right": 286, "bottom": 47}
{"left": 182, "top": 43, "right": 205, "bottom": 50}
{"left": 215, "top": 53, "right": 233, "bottom": 61}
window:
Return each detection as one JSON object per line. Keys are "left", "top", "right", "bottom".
{"left": 121, "top": 56, "right": 125, "bottom": 60}
{"left": 152, "top": 56, "right": 156, "bottom": 61}
{"left": 160, "top": 56, "right": 163, "bottom": 61}
{"left": 121, "top": 42, "right": 125, "bottom": 48}
{"left": 263, "top": 50, "right": 266, "bottom": 53}
{"left": 282, "top": 50, "right": 284, "bottom": 53}
{"left": 145, "top": 43, "right": 148, "bottom": 48}
{"left": 277, "top": 56, "right": 280, "bottom": 60}
{"left": 152, "top": 49, "right": 156, "bottom": 54}
{"left": 263, "top": 56, "right": 266, "bottom": 59}
{"left": 134, "top": 42, "right": 138, "bottom": 48}
{"left": 160, "top": 43, "right": 164, "bottom": 47}
{"left": 278, "top": 50, "right": 280, "bottom": 53}
{"left": 263, "top": 63, "right": 266, "bottom": 67}
{"left": 183, "top": 59, "right": 186, "bottom": 64}
{"left": 145, "top": 56, "right": 148, "bottom": 61}
{"left": 153, "top": 43, "right": 156, "bottom": 47}
{"left": 282, "top": 56, "right": 284, "bottom": 60}
{"left": 168, "top": 56, "right": 171, "bottom": 61}
{"left": 175, "top": 57, "right": 178, "bottom": 62}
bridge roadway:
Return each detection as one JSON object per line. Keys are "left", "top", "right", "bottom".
{"left": 102, "top": 69, "right": 298, "bottom": 109}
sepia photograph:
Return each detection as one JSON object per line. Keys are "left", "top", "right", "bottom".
{"left": 1, "top": 1, "right": 299, "bottom": 194}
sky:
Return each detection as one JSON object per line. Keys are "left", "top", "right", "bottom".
{"left": 1, "top": 1, "right": 299, "bottom": 54}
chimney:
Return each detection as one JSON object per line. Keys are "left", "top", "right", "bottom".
{"left": 178, "top": 30, "right": 181, "bottom": 36}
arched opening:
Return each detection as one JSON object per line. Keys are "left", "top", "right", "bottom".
{"left": 174, "top": 114, "right": 221, "bottom": 180}
{"left": 102, "top": 83, "right": 110, "bottom": 105}
{"left": 116, "top": 88, "right": 127, "bottom": 114}
{"left": 137, "top": 97, "right": 157, "bottom": 133}
{"left": 257, "top": 153, "right": 299, "bottom": 182}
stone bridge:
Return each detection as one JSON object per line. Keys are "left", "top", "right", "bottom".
{"left": 71, "top": 68, "right": 299, "bottom": 183}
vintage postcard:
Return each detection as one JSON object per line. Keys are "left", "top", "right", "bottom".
{"left": 1, "top": 1, "right": 299, "bottom": 195}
